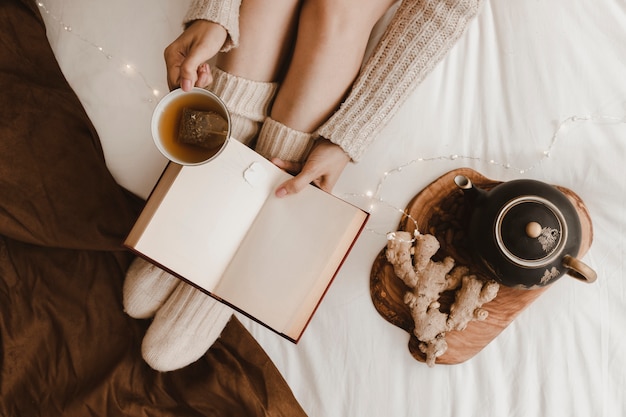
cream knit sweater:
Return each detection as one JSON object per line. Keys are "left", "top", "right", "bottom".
{"left": 184, "top": 0, "right": 482, "bottom": 162}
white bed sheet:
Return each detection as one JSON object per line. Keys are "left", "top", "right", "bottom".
{"left": 42, "top": 1, "right": 625, "bottom": 416}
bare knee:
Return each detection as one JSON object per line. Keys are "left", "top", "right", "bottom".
{"left": 300, "top": 0, "right": 396, "bottom": 39}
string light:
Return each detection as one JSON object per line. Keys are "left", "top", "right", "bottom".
{"left": 37, "top": 1, "right": 162, "bottom": 103}
{"left": 345, "top": 110, "right": 626, "bottom": 241}
{"left": 35, "top": 2, "right": 626, "bottom": 243}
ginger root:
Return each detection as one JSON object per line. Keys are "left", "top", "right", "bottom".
{"left": 385, "top": 231, "right": 499, "bottom": 367}
{"left": 447, "top": 275, "right": 499, "bottom": 332}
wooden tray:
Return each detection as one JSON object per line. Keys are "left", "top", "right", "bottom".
{"left": 370, "top": 168, "right": 593, "bottom": 365}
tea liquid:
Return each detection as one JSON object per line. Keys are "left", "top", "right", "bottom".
{"left": 157, "top": 91, "right": 229, "bottom": 164}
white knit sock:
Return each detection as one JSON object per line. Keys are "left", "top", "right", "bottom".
{"left": 209, "top": 67, "right": 278, "bottom": 145}
{"left": 123, "top": 257, "right": 180, "bottom": 319}
{"left": 141, "top": 283, "right": 233, "bottom": 372}
{"left": 254, "top": 117, "right": 314, "bottom": 163}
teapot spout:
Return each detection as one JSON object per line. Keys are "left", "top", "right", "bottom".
{"left": 454, "top": 175, "right": 486, "bottom": 199}
{"left": 454, "top": 175, "right": 473, "bottom": 191}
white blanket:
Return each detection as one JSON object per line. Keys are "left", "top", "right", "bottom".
{"left": 42, "top": 1, "right": 625, "bottom": 416}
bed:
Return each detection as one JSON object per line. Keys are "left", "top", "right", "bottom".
{"left": 2, "top": 0, "right": 625, "bottom": 416}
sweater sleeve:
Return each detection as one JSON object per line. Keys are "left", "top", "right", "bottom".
{"left": 183, "top": 0, "right": 242, "bottom": 52}
{"left": 316, "top": 0, "right": 482, "bottom": 162}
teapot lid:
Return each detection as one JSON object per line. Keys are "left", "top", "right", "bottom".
{"left": 495, "top": 196, "right": 567, "bottom": 267}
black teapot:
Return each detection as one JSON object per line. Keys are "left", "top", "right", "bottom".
{"left": 454, "top": 174, "right": 597, "bottom": 289}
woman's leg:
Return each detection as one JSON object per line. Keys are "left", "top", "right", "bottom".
{"left": 216, "top": 0, "right": 301, "bottom": 82}
{"left": 208, "top": 0, "right": 301, "bottom": 144}
{"left": 270, "top": 0, "right": 397, "bottom": 132}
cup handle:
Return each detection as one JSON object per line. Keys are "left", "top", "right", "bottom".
{"left": 563, "top": 255, "right": 597, "bottom": 283}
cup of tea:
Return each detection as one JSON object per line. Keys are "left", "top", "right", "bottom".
{"left": 151, "top": 87, "right": 231, "bottom": 165}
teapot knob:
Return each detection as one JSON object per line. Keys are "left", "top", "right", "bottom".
{"left": 525, "top": 221, "right": 543, "bottom": 238}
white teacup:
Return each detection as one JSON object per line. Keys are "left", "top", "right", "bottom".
{"left": 151, "top": 87, "right": 231, "bottom": 165}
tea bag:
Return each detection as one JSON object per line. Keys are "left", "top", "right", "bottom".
{"left": 178, "top": 108, "right": 228, "bottom": 149}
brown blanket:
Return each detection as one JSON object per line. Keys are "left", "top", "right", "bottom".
{"left": 0, "top": 1, "right": 306, "bottom": 416}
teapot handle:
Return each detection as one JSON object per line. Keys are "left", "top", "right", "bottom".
{"left": 563, "top": 255, "right": 597, "bottom": 283}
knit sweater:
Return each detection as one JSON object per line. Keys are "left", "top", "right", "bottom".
{"left": 184, "top": 0, "right": 241, "bottom": 52}
{"left": 184, "top": 0, "right": 482, "bottom": 162}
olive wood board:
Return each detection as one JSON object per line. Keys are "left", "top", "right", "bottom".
{"left": 370, "top": 168, "right": 593, "bottom": 365}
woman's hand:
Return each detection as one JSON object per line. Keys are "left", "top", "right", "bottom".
{"left": 164, "top": 20, "right": 228, "bottom": 91}
{"left": 271, "top": 138, "right": 350, "bottom": 197}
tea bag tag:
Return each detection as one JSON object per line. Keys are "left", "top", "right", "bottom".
{"left": 243, "top": 162, "right": 268, "bottom": 187}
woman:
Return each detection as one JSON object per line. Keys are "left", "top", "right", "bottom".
{"left": 124, "top": 0, "right": 482, "bottom": 371}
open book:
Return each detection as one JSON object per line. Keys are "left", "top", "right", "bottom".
{"left": 125, "top": 139, "right": 368, "bottom": 342}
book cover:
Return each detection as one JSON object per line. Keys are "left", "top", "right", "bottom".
{"left": 125, "top": 139, "right": 369, "bottom": 342}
